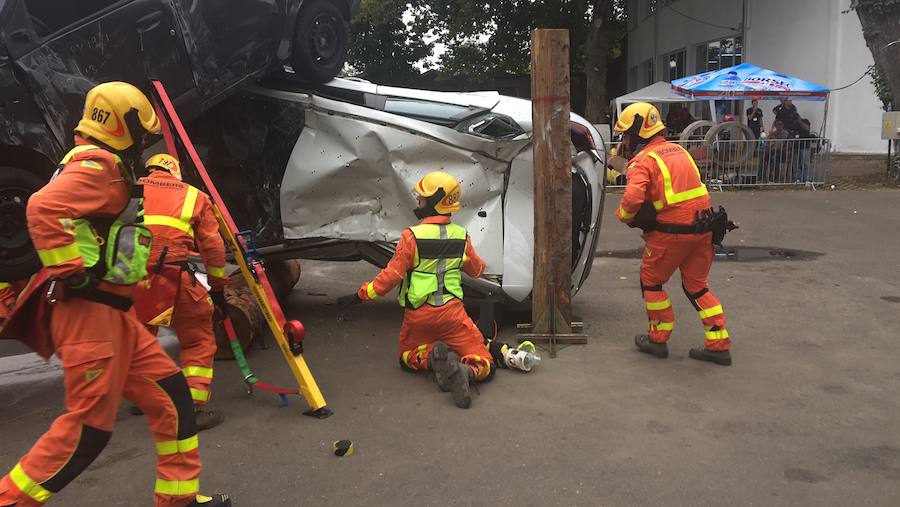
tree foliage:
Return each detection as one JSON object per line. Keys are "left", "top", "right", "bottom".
{"left": 851, "top": 0, "right": 900, "bottom": 109}
{"left": 345, "top": 0, "right": 431, "bottom": 85}
{"left": 347, "top": 0, "right": 628, "bottom": 121}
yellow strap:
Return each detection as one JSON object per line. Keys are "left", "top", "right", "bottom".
{"left": 154, "top": 478, "right": 200, "bottom": 496}
{"left": 183, "top": 366, "right": 213, "bottom": 379}
{"left": 647, "top": 151, "right": 708, "bottom": 208}
{"left": 155, "top": 435, "right": 199, "bottom": 456}
{"left": 181, "top": 186, "right": 200, "bottom": 223}
{"left": 366, "top": 282, "right": 378, "bottom": 300}
{"left": 0, "top": 282, "right": 10, "bottom": 289}
{"left": 705, "top": 329, "right": 730, "bottom": 340}
{"left": 144, "top": 215, "right": 195, "bottom": 238}
{"left": 207, "top": 266, "right": 225, "bottom": 278}
{"left": 653, "top": 321, "right": 674, "bottom": 331}
{"left": 10, "top": 463, "right": 53, "bottom": 503}
{"left": 37, "top": 243, "right": 81, "bottom": 267}
{"left": 698, "top": 305, "right": 723, "bottom": 319}
{"left": 645, "top": 299, "right": 672, "bottom": 311}
{"left": 618, "top": 206, "right": 636, "bottom": 220}
{"left": 189, "top": 388, "right": 210, "bottom": 402}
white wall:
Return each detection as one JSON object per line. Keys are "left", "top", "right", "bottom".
{"left": 625, "top": 0, "right": 885, "bottom": 153}
{"left": 746, "top": 0, "right": 883, "bottom": 153}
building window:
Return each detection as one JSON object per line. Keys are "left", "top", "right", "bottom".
{"left": 647, "top": 0, "right": 658, "bottom": 17}
{"left": 642, "top": 59, "right": 654, "bottom": 86}
{"left": 696, "top": 36, "right": 743, "bottom": 73}
{"left": 666, "top": 50, "right": 686, "bottom": 81}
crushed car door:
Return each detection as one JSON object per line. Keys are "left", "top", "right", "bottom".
{"left": 7, "top": 0, "right": 195, "bottom": 145}
{"left": 275, "top": 92, "right": 529, "bottom": 277}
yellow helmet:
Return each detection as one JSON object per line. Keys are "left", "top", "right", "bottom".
{"left": 415, "top": 171, "right": 461, "bottom": 215}
{"left": 145, "top": 153, "right": 182, "bottom": 181}
{"left": 614, "top": 102, "right": 665, "bottom": 140}
{"left": 75, "top": 82, "right": 160, "bottom": 152}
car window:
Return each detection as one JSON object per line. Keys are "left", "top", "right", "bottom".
{"left": 383, "top": 98, "right": 485, "bottom": 127}
{"left": 24, "top": 0, "right": 120, "bottom": 36}
{"left": 456, "top": 113, "right": 525, "bottom": 140}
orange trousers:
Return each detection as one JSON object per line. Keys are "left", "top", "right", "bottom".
{"left": 640, "top": 231, "right": 731, "bottom": 351}
{"left": 148, "top": 271, "right": 217, "bottom": 406}
{"left": 398, "top": 299, "right": 492, "bottom": 381}
{"left": 0, "top": 298, "right": 201, "bottom": 507}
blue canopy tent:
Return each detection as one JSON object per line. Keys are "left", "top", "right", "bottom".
{"left": 671, "top": 63, "right": 830, "bottom": 134}
{"left": 671, "top": 63, "right": 829, "bottom": 101}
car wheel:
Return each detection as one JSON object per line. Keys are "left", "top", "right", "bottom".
{"left": 0, "top": 167, "right": 44, "bottom": 280}
{"left": 290, "top": 0, "right": 348, "bottom": 83}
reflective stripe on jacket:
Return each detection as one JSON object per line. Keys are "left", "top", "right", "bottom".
{"left": 26, "top": 137, "right": 143, "bottom": 288}
{"left": 139, "top": 171, "right": 227, "bottom": 290}
{"left": 398, "top": 223, "right": 467, "bottom": 309}
{"left": 616, "top": 136, "right": 711, "bottom": 225}
{"left": 356, "top": 215, "right": 485, "bottom": 305}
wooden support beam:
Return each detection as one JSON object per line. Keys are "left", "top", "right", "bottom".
{"left": 530, "top": 28, "right": 574, "bottom": 342}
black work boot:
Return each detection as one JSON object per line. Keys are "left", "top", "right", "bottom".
{"left": 428, "top": 341, "right": 459, "bottom": 392}
{"left": 448, "top": 364, "right": 475, "bottom": 409}
{"left": 195, "top": 407, "right": 224, "bottom": 431}
{"left": 186, "top": 494, "right": 232, "bottom": 506}
{"left": 634, "top": 334, "right": 669, "bottom": 358}
{"left": 689, "top": 347, "right": 732, "bottom": 366}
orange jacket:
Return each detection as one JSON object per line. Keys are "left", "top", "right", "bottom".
{"left": 616, "top": 136, "right": 711, "bottom": 226}
{"left": 139, "top": 170, "right": 227, "bottom": 291}
{"left": 26, "top": 137, "right": 134, "bottom": 296}
{"left": 357, "top": 215, "right": 485, "bottom": 301}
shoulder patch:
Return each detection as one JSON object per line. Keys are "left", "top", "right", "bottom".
{"left": 79, "top": 160, "right": 104, "bottom": 171}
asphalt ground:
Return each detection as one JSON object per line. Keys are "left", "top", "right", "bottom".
{"left": 2, "top": 188, "right": 900, "bottom": 506}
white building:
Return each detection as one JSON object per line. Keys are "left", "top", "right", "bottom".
{"left": 625, "top": 0, "right": 885, "bottom": 153}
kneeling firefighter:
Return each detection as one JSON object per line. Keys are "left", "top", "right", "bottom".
{"left": 613, "top": 102, "right": 735, "bottom": 366}
{"left": 133, "top": 154, "right": 228, "bottom": 430}
{"left": 0, "top": 82, "right": 230, "bottom": 506}
{"left": 336, "top": 171, "right": 493, "bottom": 408}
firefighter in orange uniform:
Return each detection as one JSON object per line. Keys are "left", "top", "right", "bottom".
{"left": 138, "top": 154, "right": 227, "bottom": 430}
{"left": 337, "top": 171, "right": 493, "bottom": 408}
{"left": 613, "top": 102, "right": 732, "bottom": 366}
{"left": 0, "top": 82, "right": 230, "bottom": 506}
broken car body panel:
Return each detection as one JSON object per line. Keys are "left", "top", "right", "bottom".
{"left": 237, "top": 80, "right": 605, "bottom": 301}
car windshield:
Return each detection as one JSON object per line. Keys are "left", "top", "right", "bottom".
{"left": 383, "top": 98, "right": 487, "bottom": 127}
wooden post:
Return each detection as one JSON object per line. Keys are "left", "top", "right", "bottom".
{"left": 522, "top": 29, "right": 586, "bottom": 357}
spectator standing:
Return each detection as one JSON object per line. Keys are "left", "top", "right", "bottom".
{"left": 758, "top": 119, "right": 789, "bottom": 182}
{"left": 746, "top": 99, "right": 764, "bottom": 138}
{"left": 773, "top": 98, "right": 800, "bottom": 135}
{"left": 796, "top": 119, "right": 820, "bottom": 182}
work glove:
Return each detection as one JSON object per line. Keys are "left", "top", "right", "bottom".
{"left": 336, "top": 293, "right": 362, "bottom": 311}
{"left": 210, "top": 289, "right": 228, "bottom": 320}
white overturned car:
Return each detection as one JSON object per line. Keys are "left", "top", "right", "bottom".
{"left": 190, "top": 76, "right": 606, "bottom": 302}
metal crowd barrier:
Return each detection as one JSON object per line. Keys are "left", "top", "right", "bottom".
{"left": 607, "top": 137, "right": 832, "bottom": 189}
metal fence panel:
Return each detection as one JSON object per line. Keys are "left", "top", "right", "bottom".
{"left": 607, "top": 138, "right": 832, "bottom": 189}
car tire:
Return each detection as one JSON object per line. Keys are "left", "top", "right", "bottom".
{"left": 290, "top": 0, "right": 348, "bottom": 84}
{"left": 0, "top": 167, "right": 45, "bottom": 280}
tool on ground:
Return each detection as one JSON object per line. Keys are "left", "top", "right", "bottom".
{"left": 502, "top": 341, "right": 541, "bottom": 372}
{"left": 151, "top": 80, "right": 330, "bottom": 418}
{"left": 332, "top": 440, "right": 354, "bottom": 457}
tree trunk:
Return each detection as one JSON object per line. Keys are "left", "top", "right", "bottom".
{"left": 584, "top": 1, "right": 612, "bottom": 123}
{"left": 855, "top": 4, "right": 900, "bottom": 108}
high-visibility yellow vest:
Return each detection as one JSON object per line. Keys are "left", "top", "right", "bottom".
{"left": 398, "top": 223, "right": 467, "bottom": 309}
